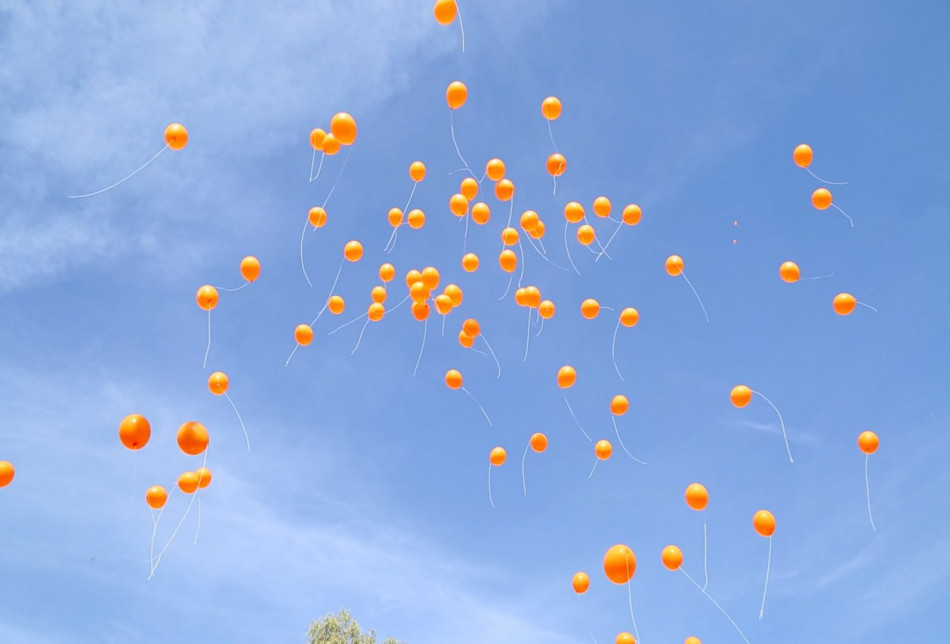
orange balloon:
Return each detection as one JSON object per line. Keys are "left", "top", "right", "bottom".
{"left": 462, "top": 318, "right": 481, "bottom": 337}
{"left": 485, "top": 158, "right": 506, "bottom": 182}
{"left": 858, "top": 430, "right": 879, "bottom": 454}
{"left": 539, "top": 300, "right": 555, "bottom": 319}
{"left": 177, "top": 421, "right": 209, "bottom": 456}
{"left": 462, "top": 252, "right": 479, "bottom": 272}
{"left": 622, "top": 204, "right": 642, "bottom": 225}
{"left": 446, "top": 81, "right": 467, "bottom": 109}
{"left": 240, "top": 256, "right": 261, "bottom": 282}
{"left": 753, "top": 510, "right": 776, "bottom": 537}
{"left": 119, "top": 414, "right": 151, "bottom": 450}
{"left": 610, "top": 395, "right": 629, "bottom": 415}
{"left": 421, "top": 266, "right": 440, "bottom": 290}
{"left": 388, "top": 207, "right": 404, "bottom": 228}
{"left": 541, "top": 96, "right": 562, "bottom": 120}
{"left": 444, "top": 283, "right": 463, "bottom": 307}
{"left": 0, "top": 461, "right": 12, "bottom": 487}
{"left": 564, "top": 201, "right": 585, "bottom": 223}
{"left": 833, "top": 292, "right": 857, "bottom": 315}
{"left": 196, "top": 285, "right": 219, "bottom": 311}
{"left": 514, "top": 288, "right": 528, "bottom": 308}
{"left": 581, "top": 298, "right": 600, "bottom": 319}
{"left": 490, "top": 446, "right": 507, "bottom": 466}
{"left": 445, "top": 369, "right": 463, "bottom": 389}
{"left": 368, "top": 302, "right": 385, "bottom": 322}
{"left": 520, "top": 210, "right": 540, "bottom": 232}
{"left": 145, "top": 485, "right": 167, "bottom": 509}
{"left": 603, "top": 544, "right": 637, "bottom": 584}
{"left": 433, "top": 0, "right": 458, "bottom": 25}
{"left": 793, "top": 144, "right": 813, "bottom": 168}
{"left": 449, "top": 193, "right": 469, "bottom": 217}
{"left": 779, "top": 261, "right": 800, "bottom": 283}
{"left": 812, "top": 188, "right": 832, "bottom": 210}
{"left": 460, "top": 177, "right": 479, "bottom": 201}
{"left": 295, "top": 324, "right": 314, "bottom": 346}
{"left": 685, "top": 638, "right": 702, "bottom": 644}
{"left": 572, "top": 571, "right": 590, "bottom": 594}
{"left": 530, "top": 432, "right": 548, "bottom": 452}
{"left": 411, "top": 301, "right": 429, "bottom": 321}
{"left": 546, "top": 153, "right": 566, "bottom": 177}
{"left": 577, "top": 224, "right": 595, "bottom": 245}
{"left": 595, "top": 439, "right": 613, "bottom": 460}
{"left": 407, "top": 208, "right": 426, "bottom": 229}
{"left": 309, "top": 128, "right": 326, "bottom": 151}
{"left": 409, "top": 161, "right": 426, "bottom": 182}
{"left": 379, "top": 263, "right": 396, "bottom": 283}
{"left": 435, "top": 294, "right": 453, "bottom": 315}
{"left": 501, "top": 227, "right": 519, "bottom": 246}
{"left": 208, "top": 371, "right": 229, "bottom": 395}
{"left": 343, "top": 240, "right": 363, "bottom": 262}
{"left": 458, "top": 331, "right": 474, "bottom": 348}
{"left": 557, "top": 365, "right": 576, "bottom": 389}
{"left": 195, "top": 467, "right": 212, "bottom": 489}
{"left": 616, "top": 633, "right": 636, "bottom": 644}
{"left": 685, "top": 483, "right": 708, "bottom": 511}
{"left": 665, "top": 255, "right": 684, "bottom": 277}
{"left": 410, "top": 281, "right": 429, "bottom": 303}
{"left": 499, "top": 249, "right": 518, "bottom": 273}
{"left": 371, "top": 286, "right": 387, "bottom": 304}
{"left": 593, "top": 196, "right": 612, "bottom": 218}
{"left": 730, "top": 385, "right": 752, "bottom": 408}
{"left": 405, "top": 269, "right": 422, "bottom": 289}
{"left": 529, "top": 220, "right": 546, "bottom": 239}
{"left": 471, "top": 201, "right": 491, "bottom": 224}
{"left": 523, "top": 286, "right": 541, "bottom": 308}
{"left": 321, "top": 133, "right": 341, "bottom": 156}
{"left": 330, "top": 112, "right": 357, "bottom": 146}
{"left": 328, "top": 295, "right": 346, "bottom": 314}
{"left": 495, "top": 178, "right": 514, "bottom": 201}
{"left": 619, "top": 307, "right": 639, "bottom": 327}
{"left": 661, "top": 545, "right": 683, "bottom": 570}
{"left": 164, "top": 123, "right": 188, "bottom": 150}
{"left": 308, "top": 206, "right": 328, "bottom": 228}
{"left": 178, "top": 471, "right": 199, "bottom": 494}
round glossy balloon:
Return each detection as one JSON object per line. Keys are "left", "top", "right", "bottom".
{"left": 462, "top": 318, "right": 481, "bottom": 337}
{"left": 445, "top": 369, "right": 463, "bottom": 390}
{"left": 520, "top": 210, "right": 540, "bottom": 232}
{"left": 858, "top": 431, "right": 880, "bottom": 454}
{"left": 619, "top": 307, "right": 639, "bottom": 327}
{"left": 409, "top": 161, "right": 426, "bottom": 182}
{"left": 812, "top": 188, "right": 832, "bottom": 210}
{"left": 368, "top": 302, "right": 385, "bottom": 322}
{"left": 530, "top": 432, "right": 548, "bottom": 452}
{"left": 328, "top": 295, "right": 346, "bottom": 314}
{"left": 753, "top": 510, "right": 776, "bottom": 537}
{"left": 309, "top": 128, "right": 325, "bottom": 151}
{"left": 523, "top": 286, "right": 541, "bottom": 308}
{"left": 196, "top": 467, "right": 212, "bottom": 489}
{"left": 622, "top": 204, "right": 642, "bottom": 225}
{"left": 610, "top": 395, "right": 629, "bottom": 416}
{"left": 321, "top": 133, "right": 342, "bottom": 155}
{"left": 564, "top": 201, "right": 585, "bottom": 223}
{"left": 577, "top": 225, "right": 595, "bottom": 245}
{"left": 833, "top": 293, "right": 857, "bottom": 315}
{"left": 460, "top": 177, "right": 478, "bottom": 201}
{"left": 730, "top": 385, "right": 752, "bottom": 408}
{"left": 446, "top": 81, "right": 468, "bottom": 109}
{"left": 379, "top": 263, "right": 396, "bottom": 283}
{"left": 557, "top": 365, "right": 577, "bottom": 389}
{"left": 295, "top": 324, "right": 314, "bottom": 346}
{"left": 208, "top": 371, "right": 229, "bottom": 395}
{"left": 330, "top": 112, "right": 357, "bottom": 146}
{"left": 616, "top": 633, "right": 636, "bottom": 644}
{"left": 407, "top": 208, "right": 426, "bottom": 229}
{"left": 499, "top": 249, "right": 518, "bottom": 273}
{"left": 410, "top": 301, "right": 426, "bottom": 320}
{"left": 485, "top": 158, "right": 506, "bottom": 181}
{"left": 685, "top": 483, "right": 708, "bottom": 511}
{"left": 546, "top": 153, "right": 566, "bottom": 177}
{"left": 421, "top": 266, "right": 440, "bottom": 290}
{"left": 177, "top": 421, "right": 209, "bottom": 456}
{"left": 779, "top": 261, "right": 800, "bottom": 283}
{"left": 685, "top": 638, "right": 702, "bottom": 644}
{"left": 164, "top": 123, "right": 189, "bottom": 150}
{"left": 119, "top": 414, "right": 151, "bottom": 450}
{"left": 371, "top": 286, "right": 387, "bottom": 304}
{"left": 450, "top": 193, "right": 469, "bottom": 217}
{"left": 501, "top": 227, "right": 519, "bottom": 246}
{"left": 178, "top": 471, "right": 199, "bottom": 494}
{"left": 665, "top": 255, "right": 684, "bottom": 277}
{"left": 603, "top": 544, "right": 637, "bottom": 584}
{"left": 471, "top": 202, "right": 491, "bottom": 224}
{"left": 196, "top": 285, "right": 219, "bottom": 311}
{"left": 495, "top": 179, "right": 514, "bottom": 201}
{"left": 539, "top": 300, "right": 555, "bottom": 320}
{"left": 793, "top": 144, "right": 813, "bottom": 168}
{"left": 541, "top": 96, "right": 562, "bottom": 120}
{"left": 490, "top": 447, "right": 507, "bottom": 466}
{"left": 388, "top": 207, "right": 403, "bottom": 228}
{"left": 593, "top": 196, "right": 611, "bottom": 218}
{"left": 595, "top": 439, "right": 613, "bottom": 460}
{"left": 580, "top": 298, "right": 600, "bottom": 319}
{"left": 462, "top": 252, "right": 479, "bottom": 272}
{"left": 343, "top": 240, "right": 363, "bottom": 262}
{"left": 433, "top": 0, "right": 458, "bottom": 25}
{"left": 145, "top": 485, "right": 167, "bottom": 509}
{"left": 436, "top": 294, "right": 453, "bottom": 315}
{"left": 444, "top": 284, "right": 463, "bottom": 307}
{"left": 240, "top": 256, "right": 261, "bottom": 282}
{"left": 572, "top": 571, "right": 590, "bottom": 594}
{"left": 0, "top": 461, "right": 14, "bottom": 488}
{"left": 661, "top": 545, "right": 683, "bottom": 570}
{"left": 308, "top": 206, "right": 328, "bottom": 228}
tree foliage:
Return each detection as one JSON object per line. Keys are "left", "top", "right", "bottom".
{"left": 306, "top": 609, "right": 404, "bottom": 644}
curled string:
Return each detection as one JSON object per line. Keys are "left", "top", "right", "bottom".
{"left": 69, "top": 144, "right": 169, "bottom": 199}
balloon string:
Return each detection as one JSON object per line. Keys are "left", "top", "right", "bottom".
{"left": 68, "top": 144, "right": 169, "bottom": 198}
{"left": 680, "top": 568, "right": 750, "bottom": 644}
{"left": 311, "top": 261, "right": 345, "bottom": 325}
{"left": 865, "top": 453, "right": 877, "bottom": 532}
{"left": 441, "top": 311, "right": 447, "bottom": 337}
{"left": 517, "top": 239, "right": 526, "bottom": 287}
{"left": 384, "top": 225, "right": 399, "bottom": 253}
{"left": 285, "top": 343, "right": 300, "bottom": 367}
{"left": 611, "top": 322, "right": 625, "bottom": 382}
{"left": 589, "top": 633, "right": 598, "bottom": 644}
{"left": 583, "top": 217, "right": 612, "bottom": 259}
{"left": 799, "top": 272, "right": 834, "bottom": 281}
{"left": 680, "top": 272, "right": 709, "bottom": 323}
{"left": 148, "top": 488, "right": 174, "bottom": 577}
{"left": 487, "top": 463, "right": 494, "bottom": 508}
{"left": 525, "top": 232, "right": 569, "bottom": 271}
{"left": 300, "top": 218, "right": 314, "bottom": 288}
{"left": 523, "top": 309, "right": 531, "bottom": 362}
{"left": 552, "top": 175, "right": 557, "bottom": 196}
{"left": 563, "top": 394, "right": 592, "bottom": 442}
{"left": 521, "top": 441, "right": 531, "bottom": 495}
{"left": 857, "top": 301, "right": 878, "bottom": 313}
{"left": 321, "top": 147, "right": 352, "bottom": 209}
{"left": 563, "top": 220, "right": 581, "bottom": 275}
{"left": 461, "top": 386, "right": 492, "bottom": 426}
{"left": 149, "top": 489, "right": 198, "bottom": 579}
{"left": 759, "top": 536, "right": 772, "bottom": 619}
{"left": 535, "top": 317, "right": 544, "bottom": 337}
{"left": 223, "top": 391, "right": 251, "bottom": 452}
{"left": 350, "top": 319, "right": 370, "bottom": 355}
{"left": 193, "top": 498, "right": 202, "bottom": 545}
{"left": 480, "top": 334, "right": 502, "bottom": 378}
{"left": 457, "top": 1, "right": 466, "bottom": 53}
{"left": 412, "top": 317, "right": 428, "bottom": 377}
{"left": 328, "top": 312, "right": 367, "bottom": 336}
{"left": 595, "top": 223, "right": 624, "bottom": 262}
{"left": 463, "top": 211, "right": 471, "bottom": 253}
{"left": 389, "top": 294, "right": 411, "bottom": 314}
{"left": 215, "top": 282, "right": 249, "bottom": 293}
{"left": 806, "top": 167, "right": 848, "bottom": 185}
{"left": 752, "top": 390, "right": 793, "bottom": 463}
{"left": 404, "top": 181, "right": 417, "bottom": 212}
{"left": 830, "top": 203, "right": 854, "bottom": 228}
{"left": 449, "top": 112, "right": 475, "bottom": 178}
{"left": 547, "top": 120, "right": 558, "bottom": 154}
{"left": 702, "top": 515, "right": 709, "bottom": 591}
{"left": 612, "top": 416, "right": 647, "bottom": 464}
{"left": 309, "top": 150, "right": 325, "bottom": 183}
{"left": 626, "top": 578, "right": 641, "bottom": 644}
{"left": 202, "top": 310, "right": 212, "bottom": 369}
{"left": 498, "top": 271, "right": 515, "bottom": 301}
{"left": 587, "top": 458, "right": 598, "bottom": 479}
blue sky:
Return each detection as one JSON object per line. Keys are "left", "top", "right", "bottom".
{"left": 1, "top": 1, "right": 949, "bottom": 642}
